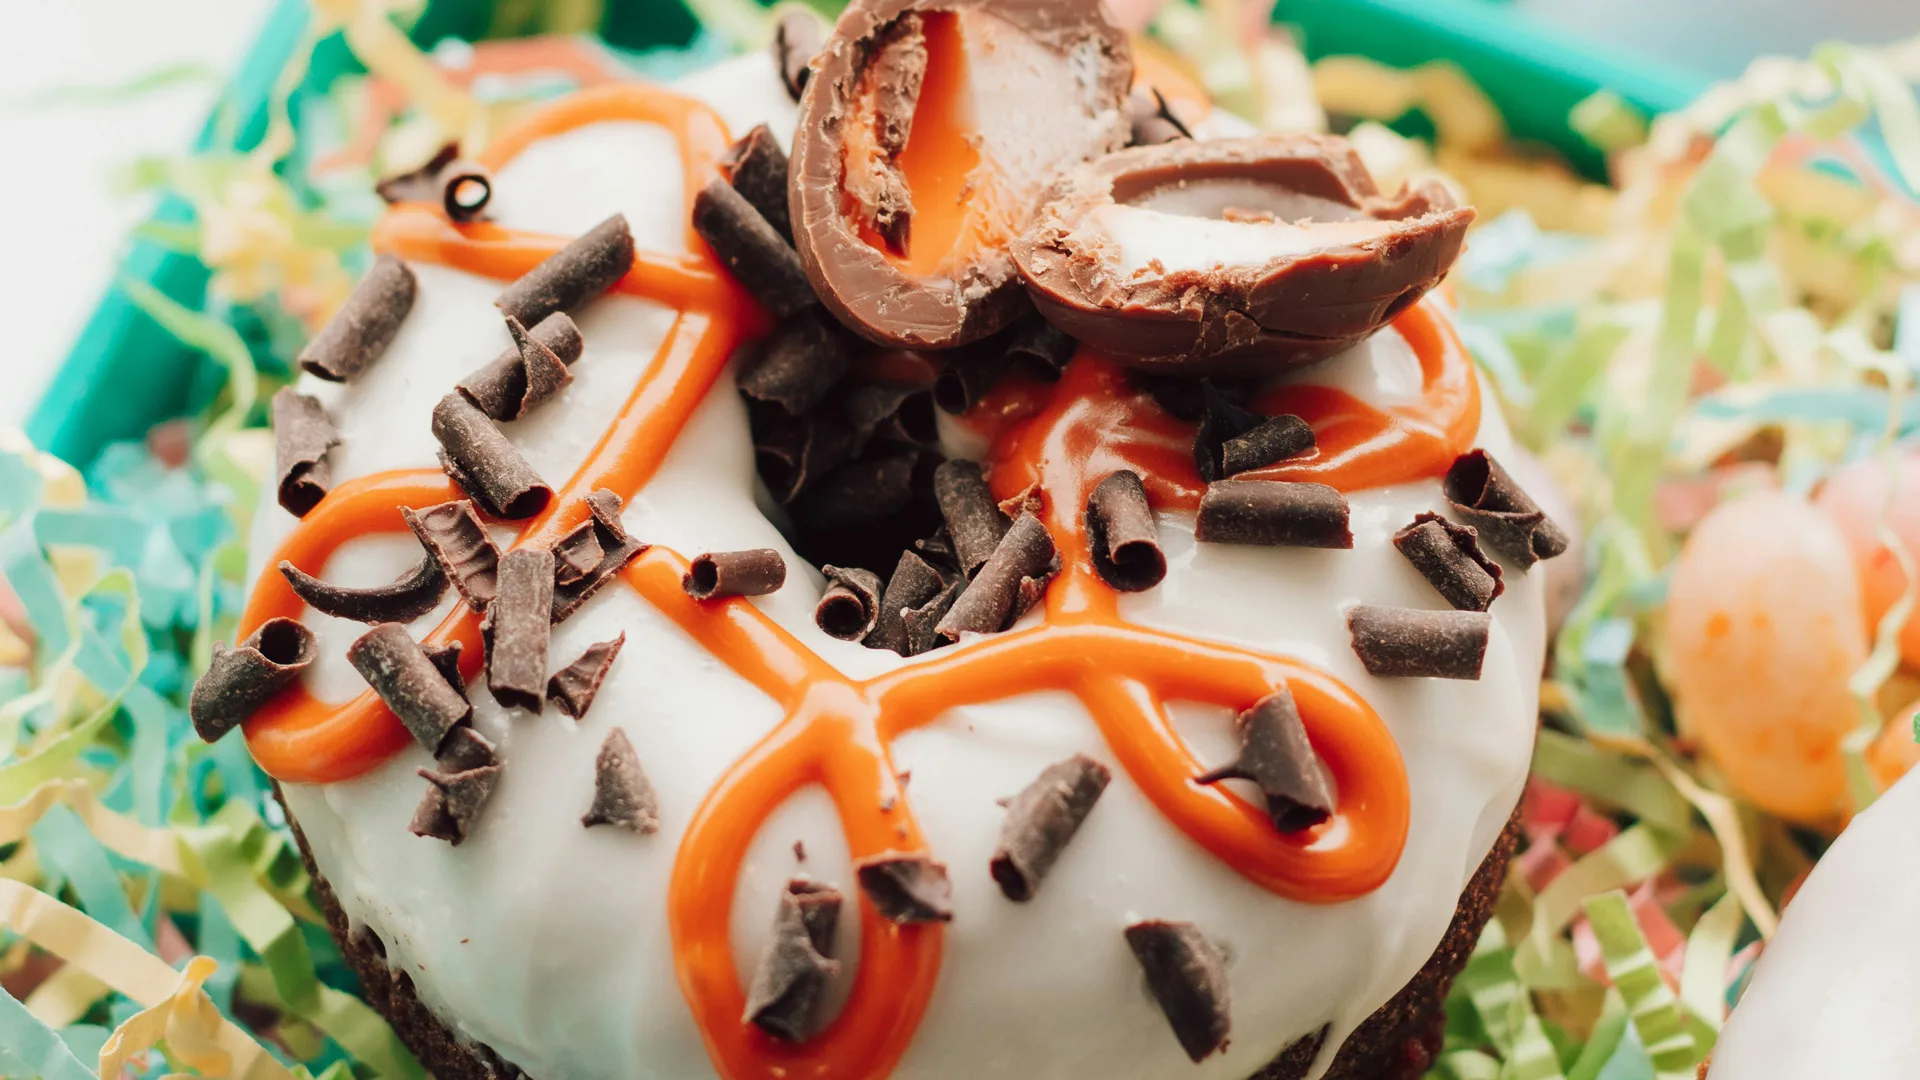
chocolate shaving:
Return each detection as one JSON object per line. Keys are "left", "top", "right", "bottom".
{"left": 684, "top": 549, "right": 788, "bottom": 601}
{"left": 423, "top": 641, "right": 466, "bottom": 695}
{"left": 935, "top": 513, "right": 1058, "bottom": 641}
{"left": 1442, "top": 451, "right": 1571, "bottom": 569}
{"left": 900, "top": 578, "right": 962, "bottom": 656}
{"left": 723, "top": 123, "right": 794, "bottom": 243}
{"left": 375, "top": 142, "right": 494, "bottom": 223}
{"left": 270, "top": 389, "right": 341, "bottom": 517}
{"left": 1004, "top": 319, "right": 1077, "bottom": 380}
{"left": 772, "top": 8, "right": 826, "bottom": 101}
{"left": 436, "top": 723, "right": 495, "bottom": 772}
{"left": 752, "top": 405, "right": 856, "bottom": 505}
{"left": 546, "top": 633, "right": 625, "bottom": 719}
{"left": 299, "top": 254, "right": 417, "bottom": 381}
{"left": 869, "top": 550, "right": 956, "bottom": 656}
{"left": 744, "top": 879, "right": 842, "bottom": 1041}
{"left": 816, "top": 565, "right": 884, "bottom": 642}
{"left": 792, "top": 447, "right": 919, "bottom": 529}
{"left": 933, "top": 346, "right": 1010, "bottom": 415}
{"left": 279, "top": 554, "right": 446, "bottom": 624}
{"left": 692, "top": 179, "right": 815, "bottom": 319}
{"left": 1140, "top": 374, "right": 1250, "bottom": 424}
{"left": 1346, "top": 604, "right": 1490, "bottom": 680}
{"left": 1222, "top": 416, "right": 1315, "bottom": 477}
{"left": 1195, "top": 480, "right": 1353, "bottom": 549}
{"left": 1394, "top": 512, "right": 1504, "bottom": 612}
{"left": 432, "top": 393, "right": 553, "bottom": 520}
{"left": 990, "top": 754, "right": 1111, "bottom": 901}
{"left": 1085, "top": 470, "right": 1165, "bottom": 592}
{"left": 348, "top": 622, "right": 473, "bottom": 753}
{"left": 582, "top": 728, "right": 659, "bottom": 833}
{"left": 855, "top": 852, "right": 952, "bottom": 923}
{"left": 403, "top": 499, "right": 500, "bottom": 610}
{"left": 842, "top": 382, "right": 937, "bottom": 450}
{"left": 550, "top": 520, "right": 605, "bottom": 587}
{"left": 738, "top": 308, "right": 850, "bottom": 415}
{"left": 932, "top": 459, "right": 1011, "bottom": 578}
{"left": 1197, "top": 690, "right": 1334, "bottom": 833}
{"left": 1129, "top": 86, "right": 1193, "bottom": 147}
{"left": 551, "top": 489, "right": 647, "bottom": 623}
{"left": 482, "top": 548, "right": 555, "bottom": 712}
{"left": 457, "top": 313, "right": 580, "bottom": 421}
{"left": 1126, "top": 920, "right": 1232, "bottom": 1062}
{"left": 188, "top": 618, "right": 317, "bottom": 742}
{"left": 411, "top": 763, "right": 500, "bottom": 845}
{"left": 495, "top": 213, "right": 635, "bottom": 327}
{"left": 1193, "top": 381, "right": 1262, "bottom": 483}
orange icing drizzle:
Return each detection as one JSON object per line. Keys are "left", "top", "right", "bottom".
{"left": 239, "top": 77, "right": 1479, "bottom": 1080}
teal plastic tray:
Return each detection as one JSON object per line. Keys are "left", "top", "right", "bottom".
{"left": 25, "top": 0, "right": 1711, "bottom": 470}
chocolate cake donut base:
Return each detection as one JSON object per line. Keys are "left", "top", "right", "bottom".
{"left": 280, "top": 783, "right": 1518, "bottom": 1080}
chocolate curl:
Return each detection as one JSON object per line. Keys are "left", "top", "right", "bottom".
{"left": 550, "top": 520, "right": 605, "bottom": 587}
{"left": 1346, "top": 604, "right": 1490, "bottom": 680}
{"left": 270, "top": 388, "right": 341, "bottom": 517}
{"left": 843, "top": 382, "right": 937, "bottom": 450}
{"left": 933, "top": 346, "right": 1011, "bottom": 415}
{"left": 1195, "top": 480, "right": 1352, "bottom": 549}
{"left": 1394, "top": 512, "right": 1504, "bottom": 612}
{"left": 1085, "top": 470, "right": 1164, "bottom": 592}
{"left": 1197, "top": 691, "right": 1334, "bottom": 834}
{"left": 432, "top": 392, "right": 553, "bottom": 520}
{"left": 1193, "top": 381, "right": 1263, "bottom": 483}
{"left": 348, "top": 622, "right": 473, "bottom": 753}
{"left": 436, "top": 723, "right": 495, "bottom": 771}
{"left": 1140, "top": 373, "right": 1250, "bottom": 424}
{"left": 547, "top": 633, "right": 625, "bottom": 719}
{"left": 1222, "top": 415, "right": 1315, "bottom": 477}
{"left": 375, "top": 143, "right": 494, "bottom": 223}
{"left": 299, "top": 255, "right": 417, "bottom": 382}
{"left": 772, "top": 7, "right": 826, "bottom": 101}
{"left": 582, "top": 728, "right": 660, "bottom": 833}
{"left": 279, "top": 555, "right": 446, "bottom": 624}
{"left": 1443, "top": 450, "right": 1570, "bottom": 569}
{"left": 423, "top": 641, "right": 467, "bottom": 696}
{"left": 900, "top": 579, "right": 962, "bottom": 656}
{"left": 935, "top": 513, "right": 1058, "bottom": 641}
{"left": 1129, "top": 86, "right": 1193, "bottom": 147}
{"left": 404, "top": 499, "right": 500, "bottom": 610}
{"left": 684, "top": 549, "right": 788, "bottom": 601}
{"left": 552, "top": 489, "right": 647, "bottom": 623}
{"left": 188, "top": 618, "right": 316, "bottom": 742}
{"left": 738, "top": 308, "right": 850, "bottom": 415}
{"left": 495, "top": 213, "right": 635, "bottom": 327}
{"left": 855, "top": 853, "right": 952, "bottom": 923}
{"left": 869, "top": 550, "right": 956, "bottom": 656}
{"left": 723, "top": 123, "right": 794, "bottom": 243}
{"left": 410, "top": 763, "right": 501, "bottom": 846}
{"left": 990, "top": 754, "right": 1111, "bottom": 901}
{"left": 744, "top": 879, "right": 843, "bottom": 1041}
{"left": 1125, "top": 921, "right": 1232, "bottom": 1063}
{"left": 1004, "top": 319, "right": 1077, "bottom": 381}
{"left": 816, "top": 565, "right": 884, "bottom": 642}
{"left": 793, "top": 447, "right": 919, "bottom": 529}
{"left": 932, "top": 459, "right": 1010, "bottom": 578}
{"left": 482, "top": 548, "right": 555, "bottom": 712}
{"left": 457, "top": 313, "right": 580, "bottom": 421}
{"left": 692, "top": 179, "right": 816, "bottom": 319}
{"left": 752, "top": 404, "right": 855, "bottom": 505}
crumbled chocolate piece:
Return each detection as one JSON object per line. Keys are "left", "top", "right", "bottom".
{"left": 1442, "top": 450, "right": 1570, "bottom": 569}
{"left": 299, "top": 254, "right": 417, "bottom": 381}
{"left": 855, "top": 853, "right": 953, "bottom": 923}
{"left": 1197, "top": 690, "right": 1334, "bottom": 833}
{"left": 348, "top": 622, "right": 473, "bottom": 753}
{"left": 551, "top": 489, "right": 647, "bottom": 623}
{"left": 793, "top": 447, "right": 922, "bottom": 532}
{"left": 1195, "top": 480, "right": 1352, "bottom": 549}
{"left": 375, "top": 142, "right": 494, "bottom": 223}
{"left": 550, "top": 520, "right": 605, "bottom": 588}
{"left": 1004, "top": 318, "right": 1078, "bottom": 380}
{"left": 772, "top": 8, "right": 827, "bottom": 101}
{"left": 1222, "top": 415, "right": 1315, "bottom": 477}
{"left": 1139, "top": 373, "right": 1251, "bottom": 424}
{"left": 188, "top": 618, "right": 317, "bottom": 742}
{"left": 722, "top": 123, "right": 794, "bottom": 243}
{"left": 752, "top": 404, "right": 856, "bottom": 505}
{"left": 692, "top": 179, "right": 815, "bottom": 320}
{"left": 1193, "top": 381, "right": 1262, "bottom": 483}
{"left": 495, "top": 213, "right": 635, "bottom": 327}
{"left": 422, "top": 640, "right": 466, "bottom": 695}
{"left": 1346, "top": 604, "right": 1490, "bottom": 680}
{"left": 404, "top": 499, "right": 500, "bottom": 610}
{"left": 816, "top": 565, "right": 884, "bottom": 642}
{"left": 279, "top": 555, "right": 447, "bottom": 625}
{"left": 270, "top": 388, "right": 341, "bottom": 517}
{"left": 482, "top": 548, "right": 555, "bottom": 712}
{"left": 456, "top": 314, "right": 577, "bottom": 422}
{"left": 990, "top": 754, "right": 1111, "bottom": 901}
{"left": 743, "top": 879, "right": 842, "bottom": 1041}
{"left": 1393, "top": 512, "right": 1503, "bottom": 612}
{"left": 432, "top": 393, "right": 553, "bottom": 520}
{"left": 1129, "top": 86, "right": 1193, "bottom": 146}
{"left": 1125, "top": 920, "right": 1232, "bottom": 1062}
{"left": 435, "top": 724, "right": 496, "bottom": 772}
{"left": 1085, "top": 470, "right": 1164, "bottom": 592}
{"left": 546, "top": 633, "right": 625, "bottom": 719}
{"left": 582, "top": 728, "right": 659, "bottom": 833}
{"left": 933, "top": 345, "right": 1011, "bottom": 415}
{"left": 738, "top": 308, "right": 850, "bottom": 415}
{"left": 932, "top": 459, "right": 1011, "bottom": 578}
{"left": 411, "top": 763, "right": 501, "bottom": 846}
{"left": 936, "top": 513, "right": 1058, "bottom": 641}
{"left": 869, "top": 550, "right": 956, "bottom": 656}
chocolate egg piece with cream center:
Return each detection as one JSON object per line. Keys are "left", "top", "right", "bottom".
{"left": 789, "top": 0, "right": 1133, "bottom": 350}
{"left": 1011, "top": 135, "right": 1475, "bottom": 375}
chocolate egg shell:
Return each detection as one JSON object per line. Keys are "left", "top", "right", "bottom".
{"left": 789, "top": 0, "right": 1133, "bottom": 351}
{"left": 1011, "top": 135, "right": 1475, "bottom": 376}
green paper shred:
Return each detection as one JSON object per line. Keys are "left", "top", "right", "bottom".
{"left": 0, "top": 988, "right": 99, "bottom": 1080}
{"left": 1584, "top": 892, "right": 1699, "bottom": 1078}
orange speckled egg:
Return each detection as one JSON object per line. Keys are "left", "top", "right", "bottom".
{"left": 1667, "top": 491, "right": 1869, "bottom": 824}
{"left": 1814, "top": 455, "right": 1920, "bottom": 667}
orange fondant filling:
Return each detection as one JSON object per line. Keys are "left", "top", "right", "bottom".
{"left": 242, "top": 76, "right": 1480, "bottom": 1080}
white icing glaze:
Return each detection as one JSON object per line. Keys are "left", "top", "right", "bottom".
{"left": 1708, "top": 767, "right": 1920, "bottom": 1079}
{"left": 251, "top": 53, "right": 1545, "bottom": 1080}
